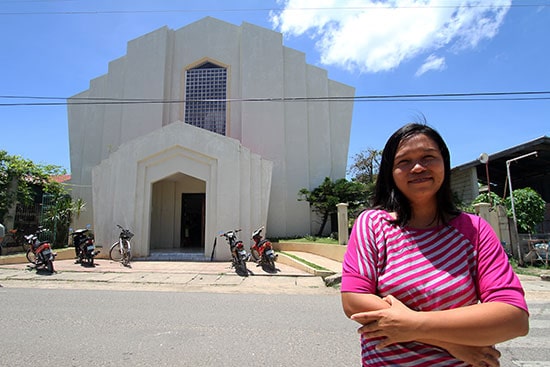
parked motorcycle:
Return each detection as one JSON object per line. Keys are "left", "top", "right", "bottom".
{"left": 25, "top": 228, "right": 56, "bottom": 273}
{"left": 220, "top": 229, "right": 249, "bottom": 275}
{"left": 70, "top": 227, "right": 100, "bottom": 266}
{"left": 250, "top": 226, "right": 277, "bottom": 271}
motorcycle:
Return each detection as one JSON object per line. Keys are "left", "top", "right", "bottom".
{"left": 70, "top": 227, "right": 100, "bottom": 266}
{"left": 25, "top": 228, "right": 56, "bottom": 273}
{"left": 250, "top": 226, "right": 277, "bottom": 271}
{"left": 220, "top": 229, "right": 249, "bottom": 276}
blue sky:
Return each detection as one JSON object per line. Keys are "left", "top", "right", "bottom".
{"left": 1, "top": 0, "right": 549, "bottom": 173}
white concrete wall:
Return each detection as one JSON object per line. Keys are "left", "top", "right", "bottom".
{"left": 92, "top": 122, "right": 272, "bottom": 260}
{"left": 68, "top": 16, "right": 355, "bottom": 242}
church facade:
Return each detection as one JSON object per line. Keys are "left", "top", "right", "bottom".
{"left": 67, "top": 17, "right": 354, "bottom": 260}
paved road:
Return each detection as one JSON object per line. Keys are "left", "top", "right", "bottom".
{"left": 498, "top": 300, "right": 550, "bottom": 366}
{"left": 1, "top": 286, "right": 548, "bottom": 366}
{"left": 0, "top": 287, "right": 360, "bottom": 367}
{"left": 1, "top": 257, "right": 550, "bottom": 366}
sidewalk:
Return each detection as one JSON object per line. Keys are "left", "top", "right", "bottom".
{"left": 0, "top": 254, "right": 339, "bottom": 295}
{"left": 1, "top": 251, "right": 549, "bottom": 300}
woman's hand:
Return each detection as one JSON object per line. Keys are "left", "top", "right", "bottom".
{"left": 351, "top": 294, "right": 421, "bottom": 349}
{"left": 444, "top": 344, "right": 501, "bottom": 367}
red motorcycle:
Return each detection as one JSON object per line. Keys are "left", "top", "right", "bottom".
{"left": 25, "top": 228, "right": 56, "bottom": 273}
{"left": 250, "top": 226, "right": 277, "bottom": 271}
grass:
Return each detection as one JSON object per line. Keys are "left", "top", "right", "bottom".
{"left": 278, "top": 237, "right": 550, "bottom": 278}
{"left": 510, "top": 258, "right": 549, "bottom": 277}
{"left": 279, "top": 251, "right": 331, "bottom": 271}
{"left": 278, "top": 237, "right": 339, "bottom": 244}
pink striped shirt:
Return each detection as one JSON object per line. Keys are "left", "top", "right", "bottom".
{"left": 342, "top": 210, "right": 528, "bottom": 366}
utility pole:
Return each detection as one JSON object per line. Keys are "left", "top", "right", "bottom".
{"left": 506, "top": 151, "right": 538, "bottom": 266}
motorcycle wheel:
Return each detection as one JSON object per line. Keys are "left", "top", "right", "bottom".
{"left": 238, "top": 257, "right": 248, "bottom": 275}
{"left": 250, "top": 248, "right": 260, "bottom": 262}
{"left": 45, "top": 259, "right": 54, "bottom": 273}
{"left": 261, "top": 255, "right": 276, "bottom": 271}
{"left": 266, "top": 257, "right": 276, "bottom": 271}
{"left": 26, "top": 249, "right": 36, "bottom": 263}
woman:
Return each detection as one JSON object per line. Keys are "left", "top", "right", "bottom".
{"left": 341, "top": 122, "right": 529, "bottom": 366}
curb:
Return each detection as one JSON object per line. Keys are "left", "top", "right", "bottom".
{"left": 323, "top": 273, "right": 342, "bottom": 287}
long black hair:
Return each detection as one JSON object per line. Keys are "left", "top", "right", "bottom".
{"left": 372, "top": 122, "right": 460, "bottom": 227}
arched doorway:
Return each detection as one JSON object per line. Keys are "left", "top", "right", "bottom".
{"left": 150, "top": 173, "right": 206, "bottom": 255}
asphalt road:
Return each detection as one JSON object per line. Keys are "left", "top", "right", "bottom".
{"left": 1, "top": 287, "right": 549, "bottom": 366}
{"left": 0, "top": 287, "right": 361, "bottom": 366}
{"left": 1, "top": 258, "right": 549, "bottom": 366}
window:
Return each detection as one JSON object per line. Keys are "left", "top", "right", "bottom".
{"left": 184, "top": 62, "right": 227, "bottom": 135}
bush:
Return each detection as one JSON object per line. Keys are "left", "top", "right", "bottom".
{"left": 504, "top": 188, "right": 546, "bottom": 234}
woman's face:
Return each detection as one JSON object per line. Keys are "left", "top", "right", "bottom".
{"left": 392, "top": 133, "right": 445, "bottom": 206}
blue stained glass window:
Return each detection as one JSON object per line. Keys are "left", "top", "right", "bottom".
{"left": 184, "top": 62, "right": 227, "bottom": 135}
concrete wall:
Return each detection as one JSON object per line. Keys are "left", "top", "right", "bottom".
{"left": 273, "top": 242, "right": 346, "bottom": 262}
{"left": 92, "top": 122, "right": 272, "bottom": 260}
{"left": 450, "top": 166, "right": 479, "bottom": 204}
{"left": 68, "top": 16, "right": 355, "bottom": 241}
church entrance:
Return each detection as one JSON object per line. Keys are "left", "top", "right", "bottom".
{"left": 149, "top": 174, "right": 206, "bottom": 255}
{"left": 180, "top": 193, "right": 205, "bottom": 251}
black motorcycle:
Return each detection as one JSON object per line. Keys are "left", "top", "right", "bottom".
{"left": 70, "top": 227, "right": 99, "bottom": 266}
{"left": 220, "top": 229, "right": 249, "bottom": 276}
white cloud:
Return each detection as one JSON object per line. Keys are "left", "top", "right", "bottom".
{"left": 415, "top": 54, "right": 446, "bottom": 76}
{"left": 270, "top": 0, "right": 511, "bottom": 73}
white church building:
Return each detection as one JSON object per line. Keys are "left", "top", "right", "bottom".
{"left": 67, "top": 17, "right": 355, "bottom": 260}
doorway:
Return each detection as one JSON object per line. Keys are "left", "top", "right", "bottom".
{"left": 181, "top": 193, "right": 205, "bottom": 250}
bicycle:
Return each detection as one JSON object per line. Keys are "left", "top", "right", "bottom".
{"left": 523, "top": 241, "right": 549, "bottom": 267}
{"left": 109, "top": 225, "right": 134, "bottom": 266}
{"left": 0, "top": 229, "right": 29, "bottom": 256}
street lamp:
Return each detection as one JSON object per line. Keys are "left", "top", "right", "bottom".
{"left": 506, "top": 151, "right": 538, "bottom": 266}
{"left": 478, "top": 153, "right": 491, "bottom": 206}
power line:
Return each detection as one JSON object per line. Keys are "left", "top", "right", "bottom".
{"left": 1, "top": 91, "right": 550, "bottom": 107}
{"left": 1, "top": 2, "right": 549, "bottom": 16}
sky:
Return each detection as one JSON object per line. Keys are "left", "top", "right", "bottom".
{"left": 1, "top": 0, "right": 549, "bottom": 174}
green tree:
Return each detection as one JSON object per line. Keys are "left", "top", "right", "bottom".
{"left": 299, "top": 177, "right": 367, "bottom": 236}
{"left": 42, "top": 196, "right": 87, "bottom": 248}
{"left": 504, "top": 187, "right": 546, "bottom": 234}
{"left": 468, "top": 187, "right": 546, "bottom": 234}
{"left": 472, "top": 191, "right": 504, "bottom": 207}
{"left": 348, "top": 148, "right": 382, "bottom": 205}
{"left": 0, "top": 150, "right": 86, "bottom": 248}
{"left": 0, "top": 150, "right": 66, "bottom": 224}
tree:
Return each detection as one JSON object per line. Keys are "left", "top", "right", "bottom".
{"left": 471, "top": 191, "right": 504, "bottom": 207}
{"left": 0, "top": 150, "right": 66, "bottom": 224}
{"left": 0, "top": 150, "right": 84, "bottom": 247}
{"left": 504, "top": 187, "right": 546, "bottom": 234}
{"left": 299, "top": 177, "right": 367, "bottom": 236}
{"left": 42, "top": 196, "right": 87, "bottom": 248}
{"left": 468, "top": 187, "right": 546, "bottom": 234}
{"left": 348, "top": 148, "right": 382, "bottom": 204}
